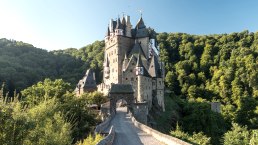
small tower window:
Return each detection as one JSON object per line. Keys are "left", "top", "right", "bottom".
{"left": 126, "top": 78, "right": 128, "bottom": 80}
{"left": 131, "top": 77, "right": 134, "bottom": 81}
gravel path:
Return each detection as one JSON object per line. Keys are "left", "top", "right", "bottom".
{"left": 106, "top": 107, "right": 165, "bottom": 145}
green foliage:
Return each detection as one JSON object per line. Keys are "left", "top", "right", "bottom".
{"left": 22, "top": 79, "right": 71, "bottom": 106}
{"left": 250, "top": 130, "right": 258, "bottom": 145}
{"left": 81, "top": 91, "right": 108, "bottom": 108}
{"left": 179, "top": 99, "right": 226, "bottom": 144}
{"left": 223, "top": 123, "right": 250, "bottom": 145}
{"left": 76, "top": 134, "right": 103, "bottom": 145}
{"left": 0, "top": 79, "right": 99, "bottom": 144}
{"left": 0, "top": 38, "right": 104, "bottom": 94}
{"left": 0, "top": 99, "right": 72, "bottom": 145}
{"left": 157, "top": 31, "right": 258, "bottom": 144}
{"left": 170, "top": 123, "right": 211, "bottom": 145}
{"left": 52, "top": 40, "right": 105, "bottom": 83}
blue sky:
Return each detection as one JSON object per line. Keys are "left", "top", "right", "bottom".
{"left": 0, "top": 0, "right": 258, "bottom": 51}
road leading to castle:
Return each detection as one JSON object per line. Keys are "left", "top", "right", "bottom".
{"left": 106, "top": 107, "right": 165, "bottom": 145}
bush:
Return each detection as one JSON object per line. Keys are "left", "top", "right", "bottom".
{"left": 76, "top": 134, "right": 103, "bottom": 145}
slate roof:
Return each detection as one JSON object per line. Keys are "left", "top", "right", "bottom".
{"left": 136, "top": 51, "right": 144, "bottom": 67}
{"left": 136, "top": 53, "right": 151, "bottom": 77}
{"left": 135, "top": 17, "right": 149, "bottom": 38}
{"left": 148, "top": 55, "right": 162, "bottom": 78}
{"left": 129, "top": 41, "right": 147, "bottom": 59}
{"left": 135, "top": 28, "right": 149, "bottom": 38}
{"left": 110, "top": 20, "right": 117, "bottom": 32}
{"left": 77, "top": 69, "right": 97, "bottom": 90}
{"left": 116, "top": 18, "right": 123, "bottom": 29}
{"left": 109, "top": 84, "right": 134, "bottom": 94}
{"left": 136, "top": 17, "right": 146, "bottom": 29}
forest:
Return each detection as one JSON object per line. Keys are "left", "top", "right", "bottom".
{"left": 0, "top": 30, "right": 257, "bottom": 144}
{"left": 157, "top": 30, "right": 257, "bottom": 144}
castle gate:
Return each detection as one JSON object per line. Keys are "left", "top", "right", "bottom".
{"left": 109, "top": 84, "right": 135, "bottom": 115}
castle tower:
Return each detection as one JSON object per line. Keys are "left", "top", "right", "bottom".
{"left": 98, "top": 15, "right": 165, "bottom": 111}
{"left": 125, "top": 15, "right": 132, "bottom": 37}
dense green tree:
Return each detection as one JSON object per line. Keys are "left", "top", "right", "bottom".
{"left": 223, "top": 123, "right": 250, "bottom": 145}
{"left": 81, "top": 91, "right": 108, "bottom": 108}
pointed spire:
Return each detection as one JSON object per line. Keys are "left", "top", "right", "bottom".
{"left": 110, "top": 19, "right": 114, "bottom": 32}
{"left": 136, "top": 16, "right": 146, "bottom": 29}
{"left": 121, "top": 16, "right": 126, "bottom": 25}
{"left": 106, "top": 26, "right": 110, "bottom": 36}
{"left": 125, "top": 15, "right": 131, "bottom": 26}
{"left": 116, "top": 17, "right": 123, "bottom": 29}
{"left": 136, "top": 50, "right": 143, "bottom": 67}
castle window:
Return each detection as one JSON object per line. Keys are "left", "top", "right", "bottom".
{"left": 136, "top": 78, "right": 137, "bottom": 80}
{"left": 130, "top": 69, "right": 133, "bottom": 72}
{"left": 131, "top": 77, "right": 134, "bottom": 81}
{"left": 126, "top": 78, "right": 128, "bottom": 80}
{"left": 159, "top": 81, "right": 161, "bottom": 85}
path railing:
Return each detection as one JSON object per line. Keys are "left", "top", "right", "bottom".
{"left": 130, "top": 114, "right": 191, "bottom": 145}
{"left": 95, "top": 112, "right": 115, "bottom": 145}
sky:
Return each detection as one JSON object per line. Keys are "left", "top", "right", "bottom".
{"left": 0, "top": 0, "right": 258, "bottom": 51}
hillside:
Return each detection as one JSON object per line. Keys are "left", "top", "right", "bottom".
{"left": 0, "top": 38, "right": 104, "bottom": 95}
{"left": 156, "top": 30, "right": 258, "bottom": 144}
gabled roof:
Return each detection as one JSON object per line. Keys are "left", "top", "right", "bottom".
{"left": 129, "top": 41, "right": 147, "bottom": 59}
{"left": 77, "top": 69, "right": 97, "bottom": 89}
{"left": 136, "top": 53, "right": 151, "bottom": 77}
{"left": 123, "top": 55, "right": 137, "bottom": 71}
{"left": 136, "top": 51, "right": 144, "bottom": 67}
{"left": 148, "top": 55, "right": 162, "bottom": 78}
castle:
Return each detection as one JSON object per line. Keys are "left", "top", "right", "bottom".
{"left": 97, "top": 15, "right": 165, "bottom": 111}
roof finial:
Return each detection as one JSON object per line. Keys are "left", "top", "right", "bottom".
{"left": 138, "top": 9, "right": 143, "bottom": 17}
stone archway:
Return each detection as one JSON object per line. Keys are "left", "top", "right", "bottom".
{"left": 109, "top": 84, "right": 135, "bottom": 115}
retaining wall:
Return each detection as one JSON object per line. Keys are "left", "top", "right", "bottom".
{"left": 96, "top": 126, "right": 115, "bottom": 145}
{"left": 95, "top": 114, "right": 114, "bottom": 133}
{"left": 131, "top": 116, "right": 191, "bottom": 145}
{"left": 95, "top": 114, "right": 115, "bottom": 145}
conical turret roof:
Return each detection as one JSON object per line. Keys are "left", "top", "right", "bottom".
{"left": 136, "top": 16, "right": 146, "bottom": 29}
{"left": 116, "top": 17, "right": 123, "bottom": 29}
